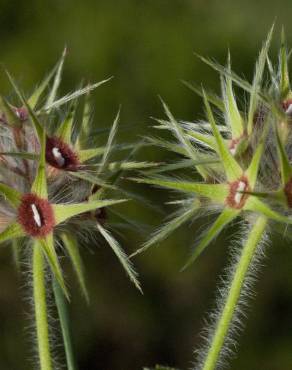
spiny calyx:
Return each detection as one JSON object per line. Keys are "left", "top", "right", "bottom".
{"left": 18, "top": 193, "right": 55, "bottom": 237}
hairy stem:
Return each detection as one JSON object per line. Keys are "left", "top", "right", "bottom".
{"left": 53, "top": 277, "right": 77, "bottom": 370}
{"left": 33, "top": 242, "right": 52, "bottom": 370}
{"left": 201, "top": 216, "right": 267, "bottom": 370}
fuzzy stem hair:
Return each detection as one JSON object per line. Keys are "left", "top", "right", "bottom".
{"left": 199, "top": 216, "right": 267, "bottom": 370}
{"left": 33, "top": 243, "right": 53, "bottom": 370}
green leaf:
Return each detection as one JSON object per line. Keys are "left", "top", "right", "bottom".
{"left": 0, "top": 96, "right": 22, "bottom": 127}
{"left": 181, "top": 80, "right": 225, "bottom": 111}
{"left": 203, "top": 90, "right": 242, "bottom": 181}
{"left": 53, "top": 199, "right": 127, "bottom": 225}
{"left": 0, "top": 182, "right": 22, "bottom": 208}
{"left": 0, "top": 222, "right": 25, "bottom": 244}
{"left": 279, "top": 28, "right": 290, "bottom": 99}
{"left": 131, "top": 177, "right": 228, "bottom": 203}
{"left": 182, "top": 208, "right": 239, "bottom": 270}
{"left": 45, "top": 47, "right": 67, "bottom": 110}
{"left": 222, "top": 54, "right": 244, "bottom": 138}
{"left": 131, "top": 199, "right": 200, "bottom": 258}
{"left": 56, "top": 103, "right": 76, "bottom": 144}
{"left": 97, "top": 223, "right": 142, "bottom": 293}
{"left": 160, "top": 100, "right": 209, "bottom": 179}
{"left": 40, "top": 234, "right": 69, "bottom": 300}
{"left": 61, "top": 233, "right": 89, "bottom": 303}
{"left": 247, "top": 25, "right": 274, "bottom": 135}
{"left": 52, "top": 277, "right": 77, "bottom": 370}
{"left": 185, "top": 129, "right": 217, "bottom": 149}
{"left": 77, "top": 89, "right": 92, "bottom": 149}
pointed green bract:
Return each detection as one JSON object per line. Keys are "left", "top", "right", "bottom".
{"left": 0, "top": 182, "right": 22, "bottom": 208}
{"left": 186, "top": 129, "right": 217, "bottom": 149}
{"left": 32, "top": 129, "right": 47, "bottom": 198}
{"left": 40, "top": 234, "right": 69, "bottom": 300}
{"left": 78, "top": 147, "right": 106, "bottom": 162}
{"left": 61, "top": 233, "right": 89, "bottom": 303}
{"left": 246, "top": 140, "right": 264, "bottom": 188}
{"left": 223, "top": 55, "right": 244, "bottom": 138}
{"left": 0, "top": 223, "right": 25, "bottom": 244}
{"left": 98, "top": 109, "right": 120, "bottom": 175}
{"left": 161, "top": 100, "right": 209, "bottom": 179}
{"left": 245, "top": 197, "right": 292, "bottom": 224}
{"left": 131, "top": 177, "right": 229, "bottom": 203}
{"left": 97, "top": 223, "right": 142, "bottom": 293}
{"left": 6, "top": 71, "right": 44, "bottom": 140}
{"left": 182, "top": 208, "right": 239, "bottom": 270}
{"left": 131, "top": 200, "right": 200, "bottom": 258}
{"left": 279, "top": 28, "right": 290, "bottom": 99}
{"left": 45, "top": 47, "right": 67, "bottom": 110}
{"left": 53, "top": 199, "right": 127, "bottom": 225}
{"left": 247, "top": 26, "right": 273, "bottom": 135}
{"left": 181, "top": 80, "right": 225, "bottom": 111}
{"left": 0, "top": 151, "right": 38, "bottom": 160}
{"left": 43, "top": 78, "right": 113, "bottom": 111}
{"left": 0, "top": 96, "right": 22, "bottom": 127}
{"left": 203, "top": 90, "right": 242, "bottom": 181}
{"left": 56, "top": 105, "right": 75, "bottom": 144}
{"left": 275, "top": 127, "right": 292, "bottom": 185}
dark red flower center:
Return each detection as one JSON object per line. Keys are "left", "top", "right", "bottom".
{"left": 46, "top": 137, "right": 80, "bottom": 171}
{"left": 226, "top": 176, "right": 249, "bottom": 209}
{"left": 17, "top": 193, "right": 55, "bottom": 237}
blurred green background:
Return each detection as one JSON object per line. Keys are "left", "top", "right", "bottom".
{"left": 1, "top": 0, "right": 292, "bottom": 369}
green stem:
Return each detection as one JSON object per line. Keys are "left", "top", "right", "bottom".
{"left": 53, "top": 277, "right": 77, "bottom": 370}
{"left": 201, "top": 216, "right": 267, "bottom": 370}
{"left": 33, "top": 242, "right": 52, "bottom": 370}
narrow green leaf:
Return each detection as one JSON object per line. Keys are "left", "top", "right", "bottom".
{"left": 0, "top": 96, "right": 22, "bottom": 127}
{"left": 40, "top": 234, "right": 69, "bottom": 300}
{"left": 186, "top": 129, "right": 217, "bottom": 149}
{"left": 61, "top": 233, "right": 89, "bottom": 303}
{"left": 97, "top": 223, "right": 142, "bottom": 293}
{"left": 182, "top": 208, "right": 239, "bottom": 270}
{"left": 52, "top": 277, "right": 77, "bottom": 370}
{"left": 131, "top": 177, "right": 228, "bottom": 203}
{"left": 203, "top": 90, "right": 242, "bottom": 181}
{"left": 0, "top": 222, "right": 25, "bottom": 244}
{"left": 53, "top": 199, "right": 127, "bottom": 225}
{"left": 0, "top": 182, "right": 22, "bottom": 208}
{"left": 78, "top": 147, "right": 106, "bottom": 162}
{"left": 131, "top": 200, "right": 200, "bottom": 258}
{"left": 77, "top": 90, "right": 92, "bottom": 149}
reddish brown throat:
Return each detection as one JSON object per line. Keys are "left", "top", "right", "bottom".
{"left": 18, "top": 193, "right": 55, "bottom": 237}
{"left": 46, "top": 137, "right": 80, "bottom": 171}
{"left": 226, "top": 176, "right": 250, "bottom": 209}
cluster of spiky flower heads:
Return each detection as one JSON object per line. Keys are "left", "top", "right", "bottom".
{"left": 132, "top": 27, "right": 292, "bottom": 369}
{"left": 0, "top": 51, "right": 155, "bottom": 369}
